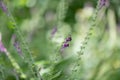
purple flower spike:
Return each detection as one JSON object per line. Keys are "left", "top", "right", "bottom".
{"left": 51, "top": 27, "right": 57, "bottom": 38}
{"left": 0, "top": 41, "right": 7, "bottom": 52}
{"left": 12, "top": 34, "right": 23, "bottom": 56}
{"left": 0, "top": 1, "right": 7, "bottom": 13}
{"left": 0, "top": 33, "right": 7, "bottom": 53}
{"left": 99, "top": 0, "right": 108, "bottom": 9}
{"left": 60, "top": 35, "right": 72, "bottom": 53}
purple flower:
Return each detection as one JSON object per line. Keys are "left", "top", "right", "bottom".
{"left": 0, "top": 33, "right": 6, "bottom": 53}
{"left": 0, "top": 1, "right": 7, "bottom": 13}
{"left": 63, "top": 43, "right": 69, "bottom": 48}
{"left": 99, "top": 0, "right": 108, "bottom": 9}
{"left": 65, "top": 36, "right": 72, "bottom": 42}
{"left": 14, "top": 41, "right": 22, "bottom": 54}
{"left": 63, "top": 35, "right": 72, "bottom": 48}
{"left": 51, "top": 27, "right": 57, "bottom": 38}
{"left": 60, "top": 43, "right": 69, "bottom": 52}
{"left": 60, "top": 35, "right": 72, "bottom": 52}
{"left": 12, "top": 34, "right": 22, "bottom": 56}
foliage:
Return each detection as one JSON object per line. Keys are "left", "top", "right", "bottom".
{"left": 0, "top": 0, "right": 120, "bottom": 80}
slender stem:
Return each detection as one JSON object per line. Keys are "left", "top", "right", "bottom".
{"left": 3, "top": 1, "right": 43, "bottom": 79}
{"left": 5, "top": 50, "right": 27, "bottom": 79}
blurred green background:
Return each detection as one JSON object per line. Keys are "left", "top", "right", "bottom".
{"left": 0, "top": 0, "right": 120, "bottom": 80}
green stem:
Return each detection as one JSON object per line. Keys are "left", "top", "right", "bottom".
{"left": 4, "top": 1, "right": 43, "bottom": 79}
{"left": 5, "top": 50, "right": 27, "bottom": 79}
